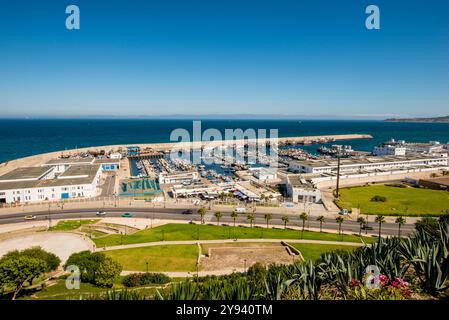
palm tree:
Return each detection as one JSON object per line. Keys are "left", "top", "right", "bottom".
{"left": 335, "top": 216, "right": 344, "bottom": 235}
{"left": 281, "top": 215, "right": 289, "bottom": 229}
{"left": 375, "top": 215, "right": 386, "bottom": 239}
{"left": 316, "top": 215, "right": 325, "bottom": 233}
{"left": 197, "top": 207, "right": 206, "bottom": 224}
{"left": 299, "top": 212, "right": 309, "bottom": 231}
{"left": 247, "top": 213, "right": 256, "bottom": 227}
{"left": 395, "top": 216, "right": 406, "bottom": 237}
{"left": 214, "top": 211, "right": 223, "bottom": 226}
{"left": 264, "top": 213, "right": 272, "bottom": 229}
{"left": 230, "top": 211, "right": 238, "bottom": 227}
{"left": 357, "top": 217, "right": 366, "bottom": 236}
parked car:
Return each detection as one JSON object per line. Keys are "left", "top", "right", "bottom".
{"left": 182, "top": 209, "right": 193, "bottom": 215}
{"left": 96, "top": 211, "right": 106, "bottom": 216}
{"left": 338, "top": 209, "right": 350, "bottom": 215}
{"left": 24, "top": 215, "right": 36, "bottom": 220}
{"left": 121, "top": 213, "right": 133, "bottom": 218}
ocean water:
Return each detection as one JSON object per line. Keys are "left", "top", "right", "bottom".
{"left": 1, "top": 119, "right": 449, "bottom": 163}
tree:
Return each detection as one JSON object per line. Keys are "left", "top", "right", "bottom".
{"left": 95, "top": 257, "right": 123, "bottom": 288}
{"left": 375, "top": 215, "right": 386, "bottom": 239}
{"left": 198, "top": 207, "right": 206, "bottom": 224}
{"left": 64, "top": 251, "right": 122, "bottom": 287}
{"left": 299, "top": 212, "right": 309, "bottom": 231}
{"left": 64, "top": 251, "right": 106, "bottom": 284}
{"left": 230, "top": 211, "right": 238, "bottom": 227}
{"left": 0, "top": 256, "right": 46, "bottom": 300}
{"left": 316, "top": 215, "right": 325, "bottom": 233}
{"left": 214, "top": 211, "right": 223, "bottom": 226}
{"left": 264, "top": 213, "right": 272, "bottom": 229}
{"left": 395, "top": 216, "right": 406, "bottom": 237}
{"left": 357, "top": 217, "right": 366, "bottom": 236}
{"left": 281, "top": 215, "right": 289, "bottom": 229}
{"left": 335, "top": 216, "right": 345, "bottom": 235}
{"left": 247, "top": 213, "right": 256, "bottom": 227}
{"left": 0, "top": 247, "right": 60, "bottom": 273}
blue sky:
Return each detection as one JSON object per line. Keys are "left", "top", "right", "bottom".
{"left": 0, "top": 0, "right": 448, "bottom": 119}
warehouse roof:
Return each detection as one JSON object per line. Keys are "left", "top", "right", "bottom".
{"left": 0, "top": 166, "right": 53, "bottom": 182}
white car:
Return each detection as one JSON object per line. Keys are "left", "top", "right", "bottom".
{"left": 338, "top": 209, "right": 350, "bottom": 215}
{"left": 24, "top": 215, "right": 37, "bottom": 220}
{"left": 96, "top": 211, "right": 106, "bottom": 216}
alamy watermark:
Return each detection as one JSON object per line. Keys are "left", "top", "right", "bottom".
{"left": 169, "top": 120, "right": 279, "bottom": 169}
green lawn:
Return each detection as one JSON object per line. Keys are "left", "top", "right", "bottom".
{"left": 93, "top": 223, "right": 373, "bottom": 248}
{"left": 290, "top": 243, "right": 361, "bottom": 261}
{"left": 49, "top": 219, "right": 99, "bottom": 231}
{"left": 105, "top": 245, "right": 198, "bottom": 272}
{"left": 20, "top": 279, "right": 159, "bottom": 300}
{"left": 337, "top": 184, "right": 449, "bottom": 216}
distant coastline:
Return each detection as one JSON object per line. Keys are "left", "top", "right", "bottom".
{"left": 385, "top": 115, "right": 449, "bottom": 123}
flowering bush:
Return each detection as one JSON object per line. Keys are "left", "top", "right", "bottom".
{"left": 346, "top": 275, "right": 411, "bottom": 300}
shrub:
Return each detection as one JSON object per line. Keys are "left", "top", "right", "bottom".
{"left": 371, "top": 195, "right": 387, "bottom": 202}
{"left": 122, "top": 273, "right": 171, "bottom": 287}
{"left": 385, "top": 183, "right": 407, "bottom": 188}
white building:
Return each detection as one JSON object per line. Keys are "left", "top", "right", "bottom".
{"left": 289, "top": 155, "right": 448, "bottom": 174}
{"left": 0, "top": 164, "right": 102, "bottom": 204}
{"left": 158, "top": 171, "right": 199, "bottom": 184}
{"left": 109, "top": 152, "right": 123, "bottom": 160}
{"left": 249, "top": 167, "right": 277, "bottom": 182}
{"left": 373, "top": 145, "right": 406, "bottom": 156}
{"left": 286, "top": 176, "right": 321, "bottom": 203}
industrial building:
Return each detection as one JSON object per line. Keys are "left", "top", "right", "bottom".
{"left": 289, "top": 155, "right": 448, "bottom": 174}
{"left": 0, "top": 164, "right": 102, "bottom": 204}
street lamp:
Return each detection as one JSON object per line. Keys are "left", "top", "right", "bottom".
{"left": 145, "top": 261, "right": 149, "bottom": 273}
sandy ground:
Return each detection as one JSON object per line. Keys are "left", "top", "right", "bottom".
{"left": 0, "top": 232, "right": 93, "bottom": 263}
{"left": 200, "top": 243, "right": 298, "bottom": 271}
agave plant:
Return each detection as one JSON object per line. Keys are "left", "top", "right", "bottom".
{"left": 400, "top": 220, "right": 449, "bottom": 295}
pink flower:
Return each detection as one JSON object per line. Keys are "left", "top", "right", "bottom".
{"left": 378, "top": 274, "right": 389, "bottom": 287}
{"left": 350, "top": 279, "right": 361, "bottom": 287}
{"left": 391, "top": 277, "right": 408, "bottom": 289}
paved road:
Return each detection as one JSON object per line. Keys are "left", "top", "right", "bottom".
{"left": 0, "top": 207, "right": 415, "bottom": 237}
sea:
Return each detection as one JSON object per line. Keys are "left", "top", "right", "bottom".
{"left": 1, "top": 119, "right": 449, "bottom": 163}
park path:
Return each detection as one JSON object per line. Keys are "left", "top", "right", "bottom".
{"left": 101, "top": 238, "right": 365, "bottom": 252}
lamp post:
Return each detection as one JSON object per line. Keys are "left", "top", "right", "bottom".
{"left": 335, "top": 151, "right": 341, "bottom": 200}
{"left": 145, "top": 261, "right": 149, "bottom": 273}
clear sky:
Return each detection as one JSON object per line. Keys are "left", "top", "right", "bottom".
{"left": 0, "top": 0, "right": 448, "bottom": 119}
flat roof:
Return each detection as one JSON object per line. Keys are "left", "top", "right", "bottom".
{"left": 45, "top": 158, "right": 95, "bottom": 165}
{"left": 0, "top": 166, "right": 53, "bottom": 181}
{"left": 94, "top": 158, "right": 120, "bottom": 164}
{"left": 0, "top": 165, "right": 100, "bottom": 190}
{"left": 59, "top": 164, "right": 101, "bottom": 178}
{"left": 291, "top": 155, "right": 448, "bottom": 168}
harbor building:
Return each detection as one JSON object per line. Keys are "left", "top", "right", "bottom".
{"left": 0, "top": 164, "right": 102, "bottom": 204}
{"left": 42, "top": 158, "right": 120, "bottom": 172}
{"left": 289, "top": 155, "right": 448, "bottom": 174}
{"left": 286, "top": 175, "right": 322, "bottom": 203}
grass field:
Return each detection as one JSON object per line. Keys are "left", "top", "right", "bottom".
{"left": 290, "top": 243, "right": 360, "bottom": 261}
{"left": 337, "top": 184, "right": 449, "bottom": 216}
{"left": 93, "top": 223, "right": 374, "bottom": 248}
{"left": 49, "top": 219, "right": 99, "bottom": 231}
{"left": 20, "top": 279, "right": 159, "bottom": 300}
{"left": 105, "top": 245, "right": 198, "bottom": 272}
